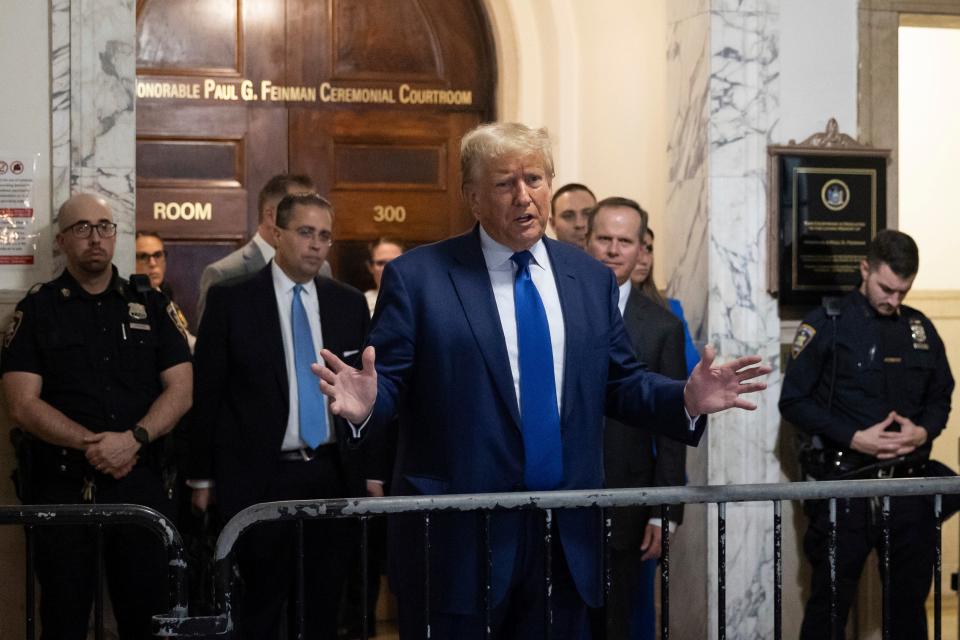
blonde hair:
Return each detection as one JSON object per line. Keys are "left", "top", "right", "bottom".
{"left": 460, "top": 122, "right": 555, "bottom": 189}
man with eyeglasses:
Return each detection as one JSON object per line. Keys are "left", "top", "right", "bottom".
{"left": 1, "top": 192, "right": 193, "bottom": 638}
{"left": 196, "top": 173, "right": 331, "bottom": 323}
{"left": 189, "top": 193, "right": 381, "bottom": 639}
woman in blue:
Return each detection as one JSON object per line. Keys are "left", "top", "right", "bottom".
{"left": 632, "top": 227, "right": 700, "bottom": 375}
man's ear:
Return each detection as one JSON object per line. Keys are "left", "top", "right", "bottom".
{"left": 463, "top": 184, "right": 481, "bottom": 218}
{"left": 859, "top": 259, "right": 870, "bottom": 282}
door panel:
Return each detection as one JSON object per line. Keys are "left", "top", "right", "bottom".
{"left": 137, "top": 0, "right": 494, "bottom": 307}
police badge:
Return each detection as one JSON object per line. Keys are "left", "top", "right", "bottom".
{"left": 128, "top": 302, "right": 148, "bottom": 320}
{"left": 910, "top": 318, "right": 929, "bottom": 350}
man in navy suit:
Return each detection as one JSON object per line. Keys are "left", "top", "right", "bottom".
{"left": 190, "top": 193, "right": 377, "bottom": 639}
{"left": 316, "top": 123, "right": 770, "bottom": 640}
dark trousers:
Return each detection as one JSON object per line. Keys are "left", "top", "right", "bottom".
{"left": 396, "top": 514, "right": 592, "bottom": 640}
{"left": 34, "top": 465, "right": 174, "bottom": 640}
{"left": 607, "top": 548, "right": 656, "bottom": 640}
{"left": 235, "top": 448, "right": 355, "bottom": 640}
{"left": 800, "top": 496, "right": 936, "bottom": 639}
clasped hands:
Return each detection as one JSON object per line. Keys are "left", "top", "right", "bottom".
{"left": 83, "top": 431, "right": 140, "bottom": 479}
{"left": 850, "top": 411, "right": 928, "bottom": 460}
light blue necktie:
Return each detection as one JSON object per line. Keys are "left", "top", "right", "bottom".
{"left": 510, "top": 251, "right": 563, "bottom": 490}
{"left": 292, "top": 284, "right": 328, "bottom": 448}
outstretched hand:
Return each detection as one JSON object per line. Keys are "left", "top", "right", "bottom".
{"left": 682, "top": 345, "right": 771, "bottom": 416}
{"left": 311, "top": 346, "right": 377, "bottom": 424}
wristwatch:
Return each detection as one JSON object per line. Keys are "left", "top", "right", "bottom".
{"left": 131, "top": 425, "right": 150, "bottom": 447}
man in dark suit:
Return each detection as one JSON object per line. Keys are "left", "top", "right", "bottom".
{"left": 316, "top": 122, "right": 770, "bottom": 640}
{"left": 195, "top": 174, "right": 331, "bottom": 322}
{"left": 190, "top": 193, "right": 375, "bottom": 639}
{"left": 586, "top": 197, "right": 688, "bottom": 640}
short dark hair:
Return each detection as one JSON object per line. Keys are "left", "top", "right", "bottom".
{"left": 866, "top": 229, "right": 919, "bottom": 278}
{"left": 551, "top": 183, "right": 596, "bottom": 215}
{"left": 586, "top": 196, "right": 648, "bottom": 240}
{"left": 367, "top": 237, "right": 405, "bottom": 259}
{"left": 258, "top": 174, "right": 315, "bottom": 221}
{"left": 135, "top": 230, "right": 163, "bottom": 242}
{"left": 275, "top": 193, "right": 334, "bottom": 229}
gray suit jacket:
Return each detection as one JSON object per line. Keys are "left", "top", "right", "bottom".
{"left": 604, "top": 288, "right": 688, "bottom": 548}
{"left": 196, "top": 236, "right": 331, "bottom": 321}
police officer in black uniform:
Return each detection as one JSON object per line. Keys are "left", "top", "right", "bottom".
{"left": 780, "top": 229, "right": 953, "bottom": 639}
{"left": 1, "top": 193, "right": 192, "bottom": 640}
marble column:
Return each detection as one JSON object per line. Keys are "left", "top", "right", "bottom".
{"left": 666, "top": 1, "right": 784, "bottom": 638}
{"left": 51, "top": 0, "right": 136, "bottom": 276}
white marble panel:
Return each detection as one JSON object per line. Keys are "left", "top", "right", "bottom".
{"left": 667, "top": 14, "right": 710, "bottom": 183}
{"left": 708, "top": 8, "right": 780, "bottom": 179}
{"left": 667, "top": 0, "right": 710, "bottom": 25}
{"left": 71, "top": 0, "right": 135, "bottom": 170}
{"left": 51, "top": 0, "right": 71, "bottom": 213}
{"left": 664, "top": 176, "right": 709, "bottom": 346}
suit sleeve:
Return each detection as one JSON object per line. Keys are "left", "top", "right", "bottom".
{"left": 368, "top": 262, "right": 416, "bottom": 427}
{"left": 778, "top": 312, "right": 862, "bottom": 448}
{"left": 603, "top": 273, "right": 699, "bottom": 445}
{"left": 652, "top": 318, "right": 688, "bottom": 487}
{"left": 915, "top": 322, "right": 954, "bottom": 441}
{"left": 187, "top": 283, "right": 231, "bottom": 479}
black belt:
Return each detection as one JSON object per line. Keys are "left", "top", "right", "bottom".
{"left": 278, "top": 444, "right": 336, "bottom": 462}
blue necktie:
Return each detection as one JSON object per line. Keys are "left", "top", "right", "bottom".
{"left": 292, "top": 284, "right": 328, "bottom": 448}
{"left": 510, "top": 251, "right": 563, "bottom": 490}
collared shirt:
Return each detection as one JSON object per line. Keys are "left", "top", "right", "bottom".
{"left": 479, "top": 226, "right": 565, "bottom": 413}
{"left": 617, "top": 279, "right": 632, "bottom": 317}
{"left": 271, "top": 261, "right": 334, "bottom": 450}
{"left": 252, "top": 231, "right": 275, "bottom": 264}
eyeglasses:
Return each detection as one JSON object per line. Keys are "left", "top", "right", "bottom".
{"left": 136, "top": 250, "right": 167, "bottom": 263}
{"left": 63, "top": 221, "right": 118, "bottom": 239}
{"left": 285, "top": 226, "right": 333, "bottom": 245}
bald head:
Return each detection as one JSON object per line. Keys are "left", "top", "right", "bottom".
{"left": 58, "top": 193, "right": 112, "bottom": 230}
{"left": 56, "top": 193, "right": 116, "bottom": 278}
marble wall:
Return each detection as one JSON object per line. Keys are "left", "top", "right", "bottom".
{"left": 666, "top": 1, "right": 786, "bottom": 637}
{"left": 51, "top": 0, "right": 136, "bottom": 276}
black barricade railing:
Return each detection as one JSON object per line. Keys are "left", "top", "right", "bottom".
{"left": 146, "top": 477, "right": 960, "bottom": 638}
{"left": 0, "top": 504, "right": 187, "bottom": 640}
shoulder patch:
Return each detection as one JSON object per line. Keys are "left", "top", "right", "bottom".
{"left": 167, "top": 302, "right": 190, "bottom": 343}
{"left": 28, "top": 282, "right": 43, "bottom": 295}
{"left": 4, "top": 310, "right": 23, "bottom": 348}
{"left": 791, "top": 323, "right": 817, "bottom": 359}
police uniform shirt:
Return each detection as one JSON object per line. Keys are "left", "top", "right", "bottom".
{"left": 0, "top": 267, "right": 192, "bottom": 438}
{"left": 780, "top": 289, "right": 954, "bottom": 450}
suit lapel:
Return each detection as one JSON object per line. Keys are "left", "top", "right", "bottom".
{"left": 544, "top": 238, "right": 585, "bottom": 427}
{"left": 448, "top": 229, "right": 521, "bottom": 429}
{"left": 252, "top": 264, "right": 288, "bottom": 402}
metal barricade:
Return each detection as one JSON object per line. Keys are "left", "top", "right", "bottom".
{"left": 0, "top": 504, "right": 187, "bottom": 640}
{"left": 150, "top": 476, "right": 960, "bottom": 639}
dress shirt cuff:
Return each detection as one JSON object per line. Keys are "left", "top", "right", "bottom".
{"left": 366, "top": 479, "right": 384, "bottom": 486}
{"left": 648, "top": 518, "right": 678, "bottom": 534}
{"left": 684, "top": 407, "right": 699, "bottom": 430}
{"left": 186, "top": 479, "right": 214, "bottom": 489}
{"left": 348, "top": 411, "right": 373, "bottom": 438}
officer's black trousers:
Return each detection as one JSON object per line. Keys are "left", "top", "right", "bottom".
{"left": 34, "top": 465, "right": 174, "bottom": 640}
{"left": 800, "top": 495, "right": 935, "bottom": 640}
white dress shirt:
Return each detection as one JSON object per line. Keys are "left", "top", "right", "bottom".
{"left": 617, "top": 279, "right": 632, "bottom": 317}
{"left": 272, "top": 261, "right": 334, "bottom": 450}
{"left": 479, "top": 226, "right": 565, "bottom": 413}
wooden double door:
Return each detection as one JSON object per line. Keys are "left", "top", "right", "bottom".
{"left": 136, "top": 0, "right": 495, "bottom": 328}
